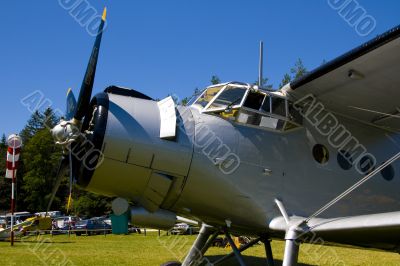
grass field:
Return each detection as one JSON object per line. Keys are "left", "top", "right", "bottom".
{"left": 0, "top": 232, "right": 399, "bottom": 265}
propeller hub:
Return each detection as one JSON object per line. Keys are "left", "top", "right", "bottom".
{"left": 51, "top": 119, "right": 80, "bottom": 146}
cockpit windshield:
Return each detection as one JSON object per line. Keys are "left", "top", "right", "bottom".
{"left": 191, "top": 83, "right": 249, "bottom": 111}
{"left": 207, "top": 86, "right": 247, "bottom": 110}
{"left": 192, "top": 85, "right": 224, "bottom": 108}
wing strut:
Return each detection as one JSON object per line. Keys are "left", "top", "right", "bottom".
{"left": 272, "top": 151, "right": 400, "bottom": 265}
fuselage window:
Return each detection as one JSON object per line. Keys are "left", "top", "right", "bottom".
{"left": 380, "top": 163, "right": 395, "bottom": 181}
{"left": 313, "top": 144, "right": 329, "bottom": 164}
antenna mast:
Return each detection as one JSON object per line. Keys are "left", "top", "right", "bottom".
{"left": 258, "top": 41, "right": 264, "bottom": 88}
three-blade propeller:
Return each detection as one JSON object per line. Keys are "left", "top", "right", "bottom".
{"left": 46, "top": 7, "right": 107, "bottom": 215}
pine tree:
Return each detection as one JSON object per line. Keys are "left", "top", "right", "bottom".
{"left": 19, "top": 111, "right": 44, "bottom": 144}
{"left": 210, "top": 75, "right": 221, "bottom": 85}
{"left": 10, "top": 108, "right": 58, "bottom": 211}
{"left": 21, "top": 129, "right": 63, "bottom": 212}
{"left": 0, "top": 134, "right": 6, "bottom": 148}
{"left": 277, "top": 59, "right": 308, "bottom": 89}
{"left": 42, "top": 108, "right": 58, "bottom": 129}
{"left": 290, "top": 58, "right": 307, "bottom": 79}
{"left": 279, "top": 73, "right": 292, "bottom": 88}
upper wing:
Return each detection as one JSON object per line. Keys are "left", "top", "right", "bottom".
{"left": 283, "top": 25, "right": 400, "bottom": 132}
{"left": 269, "top": 211, "right": 400, "bottom": 251}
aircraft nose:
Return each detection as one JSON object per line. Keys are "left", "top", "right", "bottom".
{"left": 74, "top": 88, "right": 195, "bottom": 212}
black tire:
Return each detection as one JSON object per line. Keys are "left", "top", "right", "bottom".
{"left": 76, "top": 232, "right": 81, "bottom": 236}
{"left": 160, "top": 262, "right": 181, "bottom": 266}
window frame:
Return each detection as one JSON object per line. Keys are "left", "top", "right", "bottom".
{"left": 190, "top": 82, "right": 302, "bottom": 132}
{"left": 202, "top": 83, "right": 250, "bottom": 113}
{"left": 191, "top": 83, "right": 230, "bottom": 110}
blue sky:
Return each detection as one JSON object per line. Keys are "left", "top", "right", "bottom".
{"left": 0, "top": 1, "right": 399, "bottom": 138}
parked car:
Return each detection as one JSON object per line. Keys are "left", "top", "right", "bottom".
{"left": 35, "top": 211, "right": 63, "bottom": 218}
{"left": 73, "top": 218, "right": 112, "bottom": 236}
{"left": 170, "top": 223, "right": 200, "bottom": 235}
{"left": 90, "top": 216, "right": 111, "bottom": 226}
{"left": 52, "top": 216, "right": 81, "bottom": 232}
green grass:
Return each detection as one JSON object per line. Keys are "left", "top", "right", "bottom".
{"left": 0, "top": 232, "right": 398, "bottom": 265}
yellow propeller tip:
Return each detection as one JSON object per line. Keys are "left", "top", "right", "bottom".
{"left": 102, "top": 7, "right": 107, "bottom": 21}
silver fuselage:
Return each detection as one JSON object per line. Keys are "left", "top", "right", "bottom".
{"left": 84, "top": 93, "right": 400, "bottom": 239}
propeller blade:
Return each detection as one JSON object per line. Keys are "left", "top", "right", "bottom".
{"left": 66, "top": 151, "right": 73, "bottom": 213}
{"left": 46, "top": 154, "right": 70, "bottom": 215}
{"left": 66, "top": 193, "right": 72, "bottom": 213}
{"left": 74, "top": 7, "right": 107, "bottom": 121}
{"left": 66, "top": 88, "right": 77, "bottom": 120}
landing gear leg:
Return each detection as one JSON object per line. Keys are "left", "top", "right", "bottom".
{"left": 282, "top": 226, "right": 301, "bottom": 266}
{"left": 181, "top": 223, "right": 214, "bottom": 266}
{"left": 213, "top": 237, "right": 261, "bottom": 265}
{"left": 223, "top": 228, "right": 246, "bottom": 266}
{"left": 262, "top": 238, "right": 275, "bottom": 266}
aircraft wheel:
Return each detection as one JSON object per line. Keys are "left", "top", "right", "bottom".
{"left": 160, "top": 261, "right": 181, "bottom": 266}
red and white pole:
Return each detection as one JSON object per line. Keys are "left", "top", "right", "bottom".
{"left": 10, "top": 145, "right": 15, "bottom": 246}
{"left": 7, "top": 134, "right": 22, "bottom": 247}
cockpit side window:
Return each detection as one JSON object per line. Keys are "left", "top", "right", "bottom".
{"left": 261, "top": 96, "right": 271, "bottom": 113}
{"left": 271, "top": 98, "right": 286, "bottom": 117}
{"left": 243, "top": 91, "right": 264, "bottom": 110}
{"left": 261, "top": 96, "right": 286, "bottom": 117}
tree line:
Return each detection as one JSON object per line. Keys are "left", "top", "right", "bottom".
{"left": 0, "top": 109, "right": 110, "bottom": 218}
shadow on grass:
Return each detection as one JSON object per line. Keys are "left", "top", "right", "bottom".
{"left": 2, "top": 238, "right": 76, "bottom": 244}
{"left": 18, "top": 240, "right": 75, "bottom": 244}
{"left": 203, "top": 255, "right": 315, "bottom": 266}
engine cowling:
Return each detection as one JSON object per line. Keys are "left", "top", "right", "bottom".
{"left": 73, "top": 87, "right": 195, "bottom": 213}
